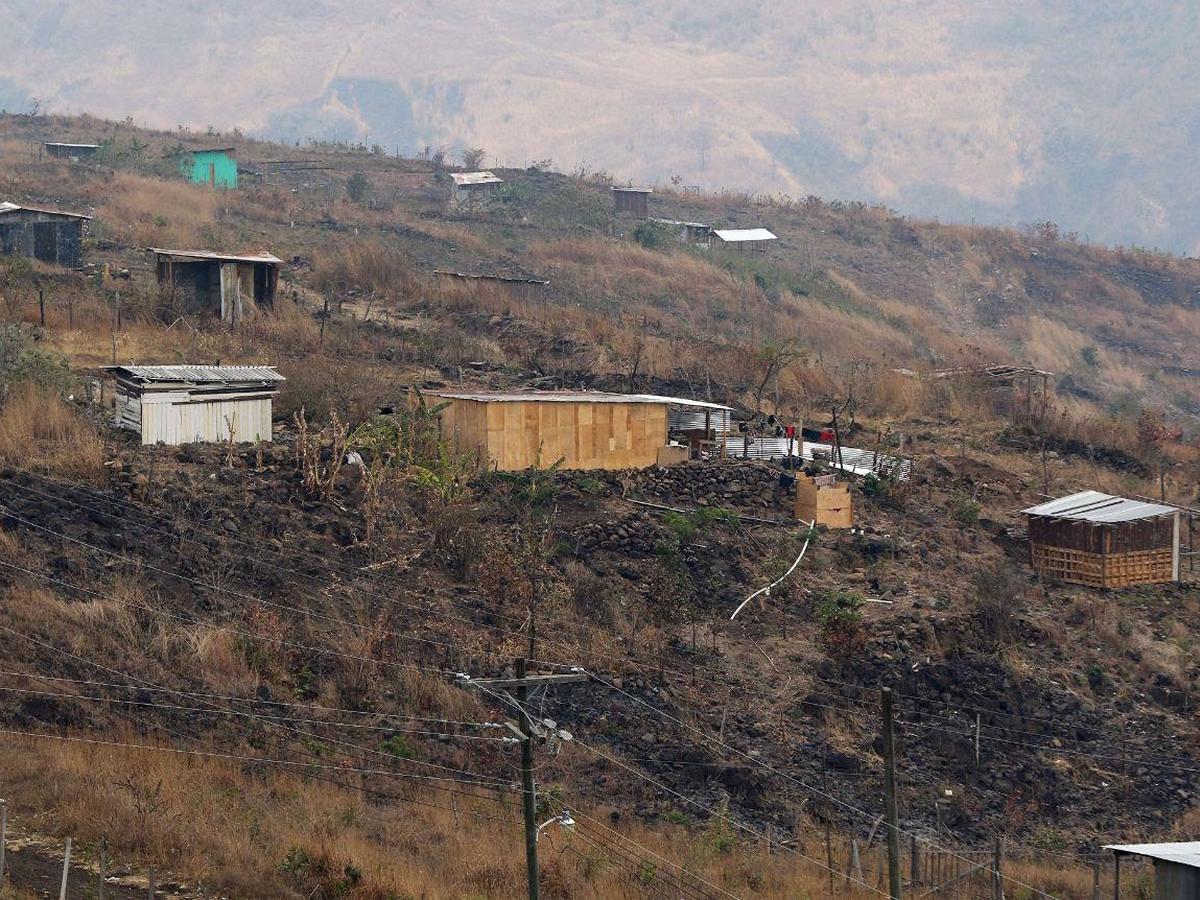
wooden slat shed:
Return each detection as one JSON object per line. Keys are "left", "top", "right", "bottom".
{"left": 1023, "top": 491, "right": 1180, "bottom": 588}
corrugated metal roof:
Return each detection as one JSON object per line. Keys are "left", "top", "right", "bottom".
{"left": 1105, "top": 842, "right": 1200, "bottom": 868}
{"left": 190, "top": 147, "right": 236, "bottom": 154}
{"left": 0, "top": 201, "right": 92, "bottom": 220}
{"left": 450, "top": 171, "right": 503, "bottom": 187}
{"left": 713, "top": 228, "right": 777, "bottom": 242}
{"left": 649, "top": 217, "right": 709, "bottom": 229}
{"left": 429, "top": 390, "right": 732, "bottom": 411}
{"left": 109, "top": 365, "right": 286, "bottom": 385}
{"left": 43, "top": 142, "right": 100, "bottom": 149}
{"left": 147, "top": 248, "right": 283, "bottom": 264}
{"left": 612, "top": 186, "right": 653, "bottom": 194}
{"left": 1022, "top": 490, "right": 1176, "bottom": 523}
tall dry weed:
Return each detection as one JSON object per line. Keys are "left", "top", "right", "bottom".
{"left": 0, "top": 382, "right": 105, "bottom": 480}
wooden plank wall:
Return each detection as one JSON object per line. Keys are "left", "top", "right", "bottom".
{"left": 441, "top": 399, "right": 667, "bottom": 470}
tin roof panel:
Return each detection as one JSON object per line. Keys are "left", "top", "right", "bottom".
{"left": 110, "top": 365, "right": 286, "bottom": 385}
{"left": 713, "top": 228, "right": 777, "bottom": 242}
{"left": 450, "top": 171, "right": 503, "bottom": 186}
{"left": 1022, "top": 490, "right": 1176, "bottom": 523}
{"left": 147, "top": 248, "right": 283, "bottom": 264}
{"left": 0, "top": 201, "right": 92, "bottom": 220}
{"left": 428, "top": 390, "right": 732, "bottom": 410}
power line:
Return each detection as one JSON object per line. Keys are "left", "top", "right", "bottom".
{"left": 0, "top": 668, "right": 501, "bottom": 727}
{"left": 0, "top": 684, "right": 516, "bottom": 742}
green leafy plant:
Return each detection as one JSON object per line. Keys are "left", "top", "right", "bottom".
{"left": 379, "top": 735, "right": 415, "bottom": 759}
{"left": 949, "top": 493, "right": 980, "bottom": 525}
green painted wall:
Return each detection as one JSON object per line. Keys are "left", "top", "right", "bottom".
{"left": 183, "top": 150, "right": 237, "bottom": 188}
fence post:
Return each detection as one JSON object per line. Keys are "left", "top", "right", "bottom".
{"left": 98, "top": 837, "right": 107, "bottom": 900}
{"left": 59, "top": 836, "right": 72, "bottom": 900}
{"left": 0, "top": 798, "right": 6, "bottom": 883}
{"left": 992, "top": 834, "right": 1004, "bottom": 900}
{"left": 39, "top": 287, "right": 45, "bottom": 326}
{"left": 1092, "top": 856, "right": 1101, "bottom": 900}
{"left": 149, "top": 865, "right": 156, "bottom": 899}
{"left": 911, "top": 836, "right": 920, "bottom": 886}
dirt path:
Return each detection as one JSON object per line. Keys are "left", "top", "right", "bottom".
{"left": 5, "top": 844, "right": 162, "bottom": 899}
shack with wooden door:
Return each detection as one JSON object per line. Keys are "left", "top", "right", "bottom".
{"left": 1022, "top": 491, "right": 1180, "bottom": 588}
{"left": 149, "top": 248, "right": 281, "bottom": 323}
{"left": 612, "top": 186, "right": 651, "bottom": 217}
{"left": 0, "top": 202, "right": 90, "bottom": 267}
{"left": 108, "top": 365, "right": 285, "bottom": 446}
{"left": 449, "top": 171, "right": 503, "bottom": 210}
{"left": 43, "top": 142, "right": 100, "bottom": 161}
{"left": 183, "top": 148, "right": 238, "bottom": 188}
{"left": 428, "top": 390, "right": 732, "bottom": 471}
{"left": 1106, "top": 842, "right": 1200, "bottom": 900}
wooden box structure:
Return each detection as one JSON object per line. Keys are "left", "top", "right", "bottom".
{"left": 109, "top": 365, "right": 285, "bottom": 446}
{"left": 428, "top": 390, "right": 732, "bottom": 471}
{"left": 150, "top": 248, "right": 280, "bottom": 323}
{"left": 612, "top": 186, "right": 651, "bottom": 217}
{"left": 1023, "top": 491, "right": 1180, "bottom": 588}
{"left": 795, "top": 475, "right": 853, "bottom": 528}
{"left": 0, "top": 202, "right": 90, "bottom": 268}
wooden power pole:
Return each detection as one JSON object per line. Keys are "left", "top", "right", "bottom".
{"left": 881, "top": 688, "right": 902, "bottom": 899}
{"left": 466, "top": 661, "right": 588, "bottom": 900}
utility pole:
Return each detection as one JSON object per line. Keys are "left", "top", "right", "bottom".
{"left": 881, "top": 688, "right": 902, "bottom": 899}
{"left": 465, "top": 662, "right": 588, "bottom": 900}
{"left": 517, "top": 658, "right": 539, "bottom": 900}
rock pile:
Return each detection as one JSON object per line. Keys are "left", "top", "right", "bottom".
{"left": 634, "top": 461, "right": 786, "bottom": 511}
{"left": 575, "top": 512, "right": 662, "bottom": 557}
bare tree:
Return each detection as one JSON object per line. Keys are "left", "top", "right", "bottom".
{"left": 462, "top": 147, "right": 487, "bottom": 169}
{"left": 751, "top": 340, "right": 805, "bottom": 410}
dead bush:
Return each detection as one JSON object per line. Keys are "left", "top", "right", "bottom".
{"left": 0, "top": 382, "right": 105, "bottom": 479}
{"left": 972, "top": 562, "right": 1026, "bottom": 649}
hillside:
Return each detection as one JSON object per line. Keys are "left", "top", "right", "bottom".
{"left": 0, "top": 112, "right": 1198, "bottom": 897}
{"left": 5, "top": 2, "right": 1200, "bottom": 252}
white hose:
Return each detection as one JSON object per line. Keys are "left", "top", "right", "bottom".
{"left": 729, "top": 521, "right": 816, "bottom": 620}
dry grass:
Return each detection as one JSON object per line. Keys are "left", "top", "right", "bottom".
{"left": 0, "top": 382, "right": 105, "bottom": 480}
{"left": 93, "top": 172, "right": 222, "bottom": 249}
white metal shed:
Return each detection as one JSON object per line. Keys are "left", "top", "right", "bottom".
{"left": 108, "top": 365, "right": 285, "bottom": 446}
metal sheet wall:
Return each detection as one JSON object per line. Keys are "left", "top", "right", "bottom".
{"left": 139, "top": 395, "right": 273, "bottom": 445}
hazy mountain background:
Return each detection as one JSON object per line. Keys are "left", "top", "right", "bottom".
{"left": 5, "top": 0, "right": 1200, "bottom": 252}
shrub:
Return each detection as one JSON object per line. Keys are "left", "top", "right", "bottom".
{"left": 948, "top": 494, "right": 980, "bottom": 525}
{"left": 814, "top": 589, "right": 867, "bottom": 660}
{"left": 973, "top": 563, "right": 1025, "bottom": 648}
{"left": 0, "top": 324, "right": 75, "bottom": 399}
{"left": 346, "top": 171, "right": 370, "bottom": 203}
{"left": 633, "top": 220, "right": 670, "bottom": 250}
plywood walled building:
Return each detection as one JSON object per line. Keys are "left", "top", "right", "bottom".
{"left": 1023, "top": 491, "right": 1180, "bottom": 588}
{"left": 0, "top": 202, "right": 90, "bottom": 268}
{"left": 109, "top": 365, "right": 285, "bottom": 446}
{"left": 150, "top": 248, "right": 281, "bottom": 323}
{"left": 429, "top": 390, "right": 732, "bottom": 471}
{"left": 612, "top": 186, "right": 651, "bottom": 217}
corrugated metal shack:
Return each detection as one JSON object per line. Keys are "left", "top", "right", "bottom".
{"left": 43, "top": 142, "right": 100, "bottom": 161}
{"left": 0, "top": 202, "right": 90, "bottom": 268}
{"left": 108, "top": 365, "right": 285, "bottom": 446}
{"left": 1023, "top": 491, "right": 1180, "bottom": 588}
{"left": 428, "top": 390, "right": 732, "bottom": 471}
{"left": 449, "top": 171, "right": 503, "bottom": 209}
{"left": 612, "top": 186, "right": 651, "bottom": 217}
{"left": 433, "top": 270, "right": 549, "bottom": 303}
{"left": 183, "top": 148, "right": 238, "bottom": 188}
{"left": 1106, "top": 842, "right": 1200, "bottom": 899}
{"left": 648, "top": 217, "right": 711, "bottom": 246}
{"left": 149, "top": 248, "right": 281, "bottom": 323}
{"left": 712, "top": 228, "right": 777, "bottom": 252}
